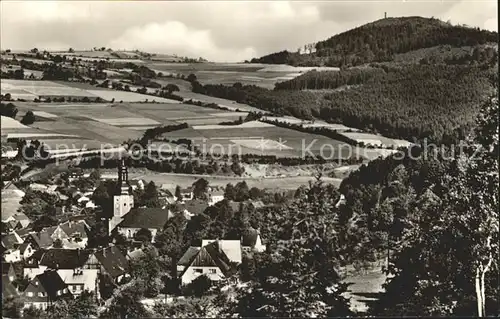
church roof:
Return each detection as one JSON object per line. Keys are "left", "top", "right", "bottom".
{"left": 118, "top": 208, "right": 172, "bottom": 229}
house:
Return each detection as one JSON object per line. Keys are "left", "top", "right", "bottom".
{"left": 25, "top": 226, "right": 57, "bottom": 250}
{"left": 3, "top": 262, "right": 18, "bottom": 282}
{"left": 2, "top": 275, "right": 19, "bottom": 298}
{"left": 22, "top": 270, "right": 72, "bottom": 310}
{"left": 85, "top": 200, "right": 97, "bottom": 209}
{"left": 57, "top": 268, "right": 99, "bottom": 299}
{"left": 25, "top": 221, "right": 89, "bottom": 250}
{"left": 208, "top": 190, "right": 224, "bottom": 206}
{"left": 23, "top": 248, "right": 99, "bottom": 297}
{"left": 51, "top": 220, "right": 90, "bottom": 249}
{"left": 29, "top": 183, "right": 49, "bottom": 192}
{"left": 89, "top": 246, "right": 129, "bottom": 283}
{"left": 241, "top": 227, "right": 266, "bottom": 253}
{"left": 77, "top": 195, "right": 91, "bottom": 205}
{"left": 129, "top": 179, "right": 144, "bottom": 191}
{"left": 179, "top": 187, "right": 193, "bottom": 202}
{"left": 12, "top": 212, "right": 32, "bottom": 229}
{"left": 335, "top": 194, "right": 346, "bottom": 208}
{"left": 2, "top": 212, "right": 32, "bottom": 231}
{"left": 177, "top": 240, "right": 241, "bottom": 285}
{"left": 116, "top": 207, "right": 173, "bottom": 242}
{"left": 159, "top": 186, "right": 175, "bottom": 204}
{"left": 126, "top": 246, "right": 158, "bottom": 261}
{"left": 2, "top": 231, "right": 23, "bottom": 262}
{"left": 19, "top": 241, "right": 35, "bottom": 259}
{"left": 12, "top": 227, "right": 34, "bottom": 240}
{"left": 176, "top": 199, "right": 209, "bottom": 217}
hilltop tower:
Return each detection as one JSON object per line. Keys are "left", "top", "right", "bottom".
{"left": 108, "top": 159, "right": 134, "bottom": 234}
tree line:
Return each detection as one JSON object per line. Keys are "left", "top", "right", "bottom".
{"left": 251, "top": 17, "right": 498, "bottom": 67}
{"left": 192, "top": 63, "right": 497, "bottom": 145}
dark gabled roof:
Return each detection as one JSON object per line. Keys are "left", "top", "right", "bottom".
{"left": 2, "top": 275, "right": 18, "bottom": 298}
{"left": 2, "top": 262, "right": 23, "bottom": 278}
{"left": 24, "top": 249, "right": 46, "bottom": 268}
{"left": 36, "top": 270, "right": 67, "bottom": 298}
{"left": 39, "top": 249, "right": 93, "bottom": 269}
{"left": 118, "top": 207, "right": 171, "bottom": 229}
{"left": 13, "top": 212, "right": 30, "bottom": 221}
{"left": 19, "top": 242, "right": 31, "bottom": 253}
{"left": 14, "top": 227, "right": 33, "bottom": 239}
{"left": 179, "top": 200, "right": 209, "bottom": 215}
{"left": 126, "top": 247, "right": 158, "bottom": 260}
{"left": 1, "top": 232, "right": 22, "bottom": 250}
{"left": 181, "top": 241, "right": 236, "bottom": 278}
{"left": 94, "top": 246, "right": 129, "bottom": 278}
{"left": 59, "top": 220, "right": 88, "bottom": 237}
{"left": 177, "top": 247, "right": 200, "bottom": 266}
{"left": 2, "top": 263, "right": 15, "bottom": 275}
{"left": 29, "top": 226, "right": 57, "bottom": 248}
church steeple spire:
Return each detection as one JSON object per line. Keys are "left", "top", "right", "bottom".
{"left": 109, "top": 158, "right": 134, "bottom": 235}
{"left": 117, "top": 158, "right": 131, "bottom": 195}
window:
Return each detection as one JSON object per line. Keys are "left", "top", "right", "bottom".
{"left": 57, "top": 290, "right": 61, "bottom": 296}
{"left": 209, "top": 269, "right": 216, "bottom": 274}
{"left": 38, "top": 292, "right": 44, "bottom": 297}
{"left": 76, "top": 285, "right": 81, "bottom": 292}
{"left": 124, "top": 203, "right": 127, "bottom": 206}
{"left": 26, "top": 292, "right": 33, "bottom": 297}
{"left": 63, "top": 288, "right": 68, "bottom": 293}
{"left": 194, "top": 268, "right": 202, "bottom": 273}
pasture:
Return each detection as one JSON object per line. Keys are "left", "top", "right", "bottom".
{"left": 122, "top": 170, "right": 344, "bottom": 192}
{"left": 0, "top": 79, "right": 180, "bottom": 103}
{"left": 159, "top": 121, "right": 360, "bottom": 159}
{"left": 148, "top": 63, "right": 339, "bottom": 89}
{"left": 339, "top": 132, "right": 412, "bottom": 149}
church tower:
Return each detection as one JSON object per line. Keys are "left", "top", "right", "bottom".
{"left": 109, "top": 159, "right": 134, "bottom": 234}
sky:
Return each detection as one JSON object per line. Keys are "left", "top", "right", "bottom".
{"left": 1, "top": 0, "right": 497, "bottom": 62}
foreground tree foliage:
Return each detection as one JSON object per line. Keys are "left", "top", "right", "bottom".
{"left": 364, "top": 94, "right": 499, "bottom": 316}
{"left": 214, "top": 179, "right": 352, "bottom": 317}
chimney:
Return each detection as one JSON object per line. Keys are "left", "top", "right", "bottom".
{"left": 384, "top": 12, "right": 387, "bottom": 19}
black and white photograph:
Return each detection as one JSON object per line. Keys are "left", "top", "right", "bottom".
{"left": 0, "top": 0, "right": 498, "bottom": 318}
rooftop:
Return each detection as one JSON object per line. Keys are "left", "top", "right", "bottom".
{"left": 93, "top": 246, "right": 129, "bottom": 278}
{"left": 118, "top": 207, "right": 172, "bottom": 229}
{"left": 39, "top": 249, "right": 93, "bottom": 269}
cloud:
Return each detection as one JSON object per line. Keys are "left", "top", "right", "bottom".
{"left": 107, "top": 21, "right": 257, "bottom": 62}
{"left": 0, "top": 0, "right": 497, "bottom": 61}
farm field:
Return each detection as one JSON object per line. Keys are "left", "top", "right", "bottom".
{"left": 148, "top": 63, "right": 339, "bottom": 89}
{"left": 339, "top": 132, "right": 413, "bottom": 148}
{"left": 124, "top": 171, "right": 344, "bottom": 192}
{"left": 175, "top": 91, "right": 262, "bottom": 112}
{"left": 264, "top": 116, "right": 360, "bottom": 132}
{"left": 1, "top": 115, "right": 79, "bottom": 140}
{"left": 1, "top": 79, "right": 179, "bottom": 103}
{"left": 159, "top": 121, "right": 361, "bottom": 159}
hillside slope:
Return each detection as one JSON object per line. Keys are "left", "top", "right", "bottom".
{"left": 251, "top": 16, "right": 498, "bottom": 67}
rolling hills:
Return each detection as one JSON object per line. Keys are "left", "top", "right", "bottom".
{"left": 195, "top": 17, "right": 499, "bottom": 145}
{"left": 251, "top": 16, "right": 498, "bottom": 67}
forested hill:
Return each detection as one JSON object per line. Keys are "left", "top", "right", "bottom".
{"left": 250, "top": 16, "right": 498, "bottom": 67}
